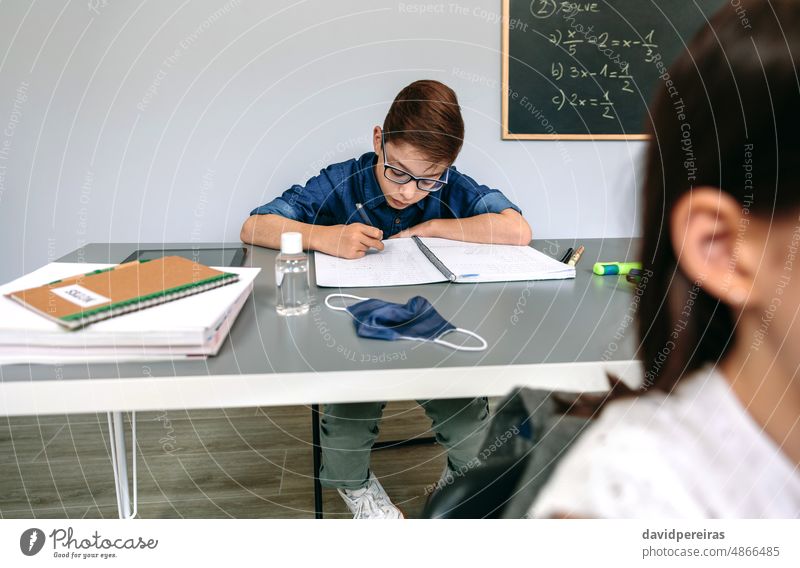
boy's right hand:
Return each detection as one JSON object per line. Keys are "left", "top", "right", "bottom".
{"left": 316, "top": 224, "right": 384, "bottom": 259}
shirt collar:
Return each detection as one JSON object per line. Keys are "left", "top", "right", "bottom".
{"left": 360, "top": 152, "right": 427, "bottom": 212}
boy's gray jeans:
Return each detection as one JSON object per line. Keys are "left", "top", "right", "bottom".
{"left": 319, "top": 397, "right": 490, "bottom": 490}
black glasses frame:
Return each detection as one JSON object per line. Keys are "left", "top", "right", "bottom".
{"left": 380, "top": 133, "right": 450, "bottom": 192}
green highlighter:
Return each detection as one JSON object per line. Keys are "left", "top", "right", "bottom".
{"left": 593, "top": 261, "right": 642, "bottom": 276}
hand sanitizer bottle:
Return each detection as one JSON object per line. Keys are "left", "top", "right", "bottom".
{"left": 275, "top": 232, "right": 310, "bottom": 316}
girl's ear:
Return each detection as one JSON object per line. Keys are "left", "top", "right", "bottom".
{"left": 670, "top": 187, "right": 761, "bottom": 310}
{"left": 372, "top": 126, "right": 382, "bottom": 156}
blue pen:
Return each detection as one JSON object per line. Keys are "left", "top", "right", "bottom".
{"left": 355, "top": 203, "right": 373, "bottom": 227}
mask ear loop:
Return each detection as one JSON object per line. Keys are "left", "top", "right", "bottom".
{"left": 432, "top": 328, "right": 488, "bottom": 352}
{"left": 324, "top": 293, "right": 368, "bottom": 312}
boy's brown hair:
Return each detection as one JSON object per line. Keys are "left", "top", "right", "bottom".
{"left": 383, "top": 80, "right": 464, "bottom": 165}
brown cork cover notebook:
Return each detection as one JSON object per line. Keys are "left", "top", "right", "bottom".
{"left": 5, "top": 256, "right": 239, "bottom": 330}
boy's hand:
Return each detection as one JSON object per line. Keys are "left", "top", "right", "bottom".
{"left": 389, "top": 219, "right": 438, "bottom": 239}
{"left": 316, "top": 223, "right": 384, "bottom": 259}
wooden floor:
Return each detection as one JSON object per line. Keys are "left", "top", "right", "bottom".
{"left": 0, "top": 400, "right": 496, "bottom": 519}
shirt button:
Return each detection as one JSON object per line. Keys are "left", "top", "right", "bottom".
{"left": 394, "top": 218, "right": 401, "bottom": 224}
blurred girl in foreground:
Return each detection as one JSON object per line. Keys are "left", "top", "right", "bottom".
{"left": 532, "top": 0, "right": 800, "bottom": 518}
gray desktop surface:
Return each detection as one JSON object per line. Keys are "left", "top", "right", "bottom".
{"left": 0, "top": 239, "right": 640, "bottom": 382}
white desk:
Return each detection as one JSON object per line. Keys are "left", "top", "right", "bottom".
{"left": 0, "top": 239, "right": 643, "bottom": 518}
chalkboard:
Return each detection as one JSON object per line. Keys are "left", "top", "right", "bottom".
{"left": 502, "top": 0, "right": 727, "bottom": 140}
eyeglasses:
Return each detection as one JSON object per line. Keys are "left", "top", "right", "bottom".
{"left": 381, "top": 133, "right": 449, "bottom": 192}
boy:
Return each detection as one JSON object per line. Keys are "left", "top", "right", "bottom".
{"left": 241, "top": 80, "right": 531, "bottom": 518}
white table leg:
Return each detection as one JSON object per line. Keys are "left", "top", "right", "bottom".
{"left": 107, "top": 411, "right": 138, "bottom": 519}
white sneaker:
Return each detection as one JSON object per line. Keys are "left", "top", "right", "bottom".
{"left": 338, "top": 471, "right": 404, "bottom": 519}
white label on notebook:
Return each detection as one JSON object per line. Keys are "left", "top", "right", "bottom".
{"left": 51, "top": 284, "right": 111, "bottom": 308}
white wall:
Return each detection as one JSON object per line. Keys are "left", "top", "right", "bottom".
{"left": 0, "top": 0, "right": 644, "bottom": 283}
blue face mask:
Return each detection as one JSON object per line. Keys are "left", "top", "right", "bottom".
{"left": 324, "top": 294, "right": 487, "bottom": 352}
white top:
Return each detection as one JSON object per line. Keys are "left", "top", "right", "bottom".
{"left": 531, "top": 365, "right": 800, "bottom": 518}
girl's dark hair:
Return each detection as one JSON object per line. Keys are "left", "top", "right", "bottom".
{"left": 383, "top": 80, "right": 465, "bottom": 164}
{"left": 636, "top": 0, "right": 800, "bottom": 394}
{"left": 572, "top": 0, "right": 800, "bottom": 412}
{"left": 633, "top": 0, "right": 800, "bottom": 395}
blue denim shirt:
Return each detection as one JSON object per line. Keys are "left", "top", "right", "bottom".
{"left": 249, "top": 152, "right": 521, "bottom": 237}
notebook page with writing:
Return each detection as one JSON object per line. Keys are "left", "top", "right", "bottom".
{"left": 420, "top": 238, "right": 576, "bottom": 283}
{"left": 314, "top": 238, "right": 446, "bottom": 287}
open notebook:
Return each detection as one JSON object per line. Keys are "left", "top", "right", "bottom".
{"left": 314, "top": 237, "right": 575, "bottom": 287}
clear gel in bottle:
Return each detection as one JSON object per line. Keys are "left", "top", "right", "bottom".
{"left": 275, "top": 232, "right": 310, "bottom": 316}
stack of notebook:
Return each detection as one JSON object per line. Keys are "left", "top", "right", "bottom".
{"left": 0, "top": 256, "right": 261, "bottom": 364}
